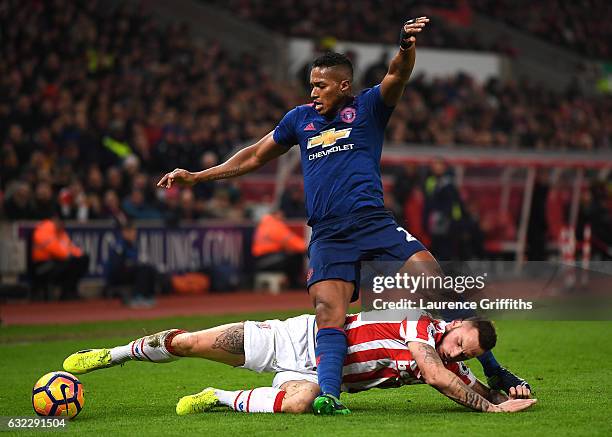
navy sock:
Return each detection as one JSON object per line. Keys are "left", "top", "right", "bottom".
{"left": 477, "top": 350, "right": 502, "bottom": 377}
{"left": 315, "top": 327, "right": 347, "bottom": 399}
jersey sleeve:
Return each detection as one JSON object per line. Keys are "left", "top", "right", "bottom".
{"left": 359, "top": 84, "right": 394, "bottom": 129}
{"left": 272, "top": 107, "right": 299, "bottom": 148}
{"left": 402, "top": 314, "right": 436, "bottom": 348}
{"left": 444, "top": 361, "right": 477, "bottom": 387}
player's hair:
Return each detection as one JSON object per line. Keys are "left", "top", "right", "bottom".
{"left": 311, "top": 52, "right": 353, "bottom": 79}
{"left": 465, "top": 317, "right": 497, "bottom": 351}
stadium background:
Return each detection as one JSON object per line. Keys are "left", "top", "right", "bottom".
{"left": 0, "top": 1, "right": 611, "bottom": 435}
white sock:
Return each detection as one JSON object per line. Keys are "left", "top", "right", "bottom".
{"left": 110, "top": 329, "right": 185, "bottom": 364}
{"left": 214, "top": 387, "right": 285, "bottom": 413}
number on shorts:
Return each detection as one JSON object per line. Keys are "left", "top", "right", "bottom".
{"left": 396, "top": 226, "right": 416, "bottom": 242}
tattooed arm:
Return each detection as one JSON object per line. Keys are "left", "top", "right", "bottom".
{"left": 469, "top": 379, "right": 508, "bottom": 404}
{"left": 407, "top": 342, "right": 536, "bottom": 412}
{"left": 157, "top": 131, "right": 288, "bottom": 188}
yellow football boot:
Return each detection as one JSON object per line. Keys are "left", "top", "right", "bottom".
{"left": 63, "top": 349, "right": 113, "bottom": 374}
{"left": 176, "top": 388, "right": 219, "bottom": 415}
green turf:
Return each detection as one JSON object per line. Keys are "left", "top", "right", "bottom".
{"left": 1, "top": 313, "right": 611, "bottom": 436}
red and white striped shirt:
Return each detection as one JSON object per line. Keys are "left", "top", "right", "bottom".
{"left": 339, "top": 313, "right": 476, "bottom": 393}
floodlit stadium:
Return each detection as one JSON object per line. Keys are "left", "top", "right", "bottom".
{"left": 0, "top": 0, "right": 611, "bottom": 435}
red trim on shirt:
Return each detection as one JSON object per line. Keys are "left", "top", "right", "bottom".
{"left": 345, "top": 322, "right": 402, "bottom": 346}
{"left": 345, "top": 347, "right": 413, "bottom": 365}
{"left": 415, "top": 315, "right": 433, "bottom": 341}
{"left": 343, "top": 367, "right": 398, "bottom": 383}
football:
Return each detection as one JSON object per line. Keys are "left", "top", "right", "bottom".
{"left": 31, "top": 371, "right": 84, "bottom": 418}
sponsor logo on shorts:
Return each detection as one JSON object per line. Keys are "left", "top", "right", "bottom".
{"left": 396, "top": 226, "right": 417, "bottom": 242}
{"left": 307, "top": 268, "right": 314, "bottom": 281}
{"left": 256, "top": 322, "right": 271, "bottom": 329}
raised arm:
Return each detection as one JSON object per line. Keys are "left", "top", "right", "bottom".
{"left": 380, "top": 17, "right": 429, "bottom": 107}
{"left": 408, "top": 342, "right": 536, "bottom": 412}
{"left": 157, "top": 131, "right": 288, "bottom": 189}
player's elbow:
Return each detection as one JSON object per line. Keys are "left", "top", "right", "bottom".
{"left": 421, "top": 373, "right": 439, "bottom": 387}
{"left": 421, "top": 367, "right": 446, "bottom": 388}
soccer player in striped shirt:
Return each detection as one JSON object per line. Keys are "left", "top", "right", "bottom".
{"left": 63, "top": 312, "right": 536, "bottom": 414}
{"left": 157, "top": 16, "right": 528, "bottom": 414}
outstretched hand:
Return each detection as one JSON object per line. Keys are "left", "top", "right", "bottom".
{"left": 508, "top": 384, "right": 532, "bottom": 399}
{"left": 400, "top": 16, "right": 430, "bottom": 48}
{"left": 156, "top": 168, "right": 196, "bottom": 189}
{"left": 489, "top": 384, "right": 531, "bottom": 405}
{"left": 494, "top": 397, "right": 537, "bottom": 413}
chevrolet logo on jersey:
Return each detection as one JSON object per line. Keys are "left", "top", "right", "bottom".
{"left": 307, "top": 128, "right": 352, "bottom": 149}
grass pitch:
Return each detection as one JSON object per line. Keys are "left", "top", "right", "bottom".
{"left": 1, "top": 311, "right": 611, "bottom": 436}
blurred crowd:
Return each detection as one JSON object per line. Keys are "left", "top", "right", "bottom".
{"left": 205, "top": 0, "right": 505, "bottom": 53}
{"left": 472, "top": 0, "right": 612, "bottom": 60}
{"left": 0, "top": 0, "right": 300, "bottom": 222}
{"left": 207, "top": 0, "right": 611, "bottom": 59}
{"left": 1, "top": 0, "right": 610, "bottom": 226}
{"left": 385, "top": 73, "right": 612, "bottom": 150}
{"left": 386, "top": 160, "right": 612, "bottom": 262}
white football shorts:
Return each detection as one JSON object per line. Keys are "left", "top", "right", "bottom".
{"left": 242, "top": 314, "right": 319, "bottom": 388}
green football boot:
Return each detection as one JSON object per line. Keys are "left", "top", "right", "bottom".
{"left": 312, "top": 394, "right": 351, "bottom": 415}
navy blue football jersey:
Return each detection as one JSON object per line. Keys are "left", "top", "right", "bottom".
{"left": 273, "top": 85, "right": 394, "bottom": 226}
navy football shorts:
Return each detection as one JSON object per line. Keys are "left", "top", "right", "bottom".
{"left": 307, "top": 208, "right": 426, "bottom": 302}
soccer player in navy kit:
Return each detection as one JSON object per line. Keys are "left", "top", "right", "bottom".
{"left": 158, "top": 16, "right": 530, "bottom": 414}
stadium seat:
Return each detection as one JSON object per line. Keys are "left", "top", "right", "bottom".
{"left": 254, "top": 272, "right": 287, "bottom": 294}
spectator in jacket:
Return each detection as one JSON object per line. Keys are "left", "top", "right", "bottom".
{"left": 423, "top": 158, "right": 464, "bottom": 260}
{"left": 30, "top": 213, "right": 89, "bottom": 300}
{"left": 252, "top": 210, "right": 306, "bottom": 289}
{"left": 104, "top": 221, "right": 157, "bottom": 307}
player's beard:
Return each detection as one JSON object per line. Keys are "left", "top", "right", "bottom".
{"left": 435, "top": 330, "right": 451, "bottom": 361}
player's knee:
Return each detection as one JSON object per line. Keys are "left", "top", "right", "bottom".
{"left": 281, "top": 397, "right": 311, "bottom": 414}
{"left": 310, "top": 280, "right": 352, "bottom": 327}
{"left": 281, "top": 385, "right": 319, "bottom": 414}
{"left": 424, "top": 264, "right": 444, "bottom": 281}
{"left": 315, "top": 301, "right": 346, "bottom": 327}
{"left": 405, "top": 251, "right": 444, "bottom": 279}
{"left": 431, "top": 260, "right": 445, "bottom": 276}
